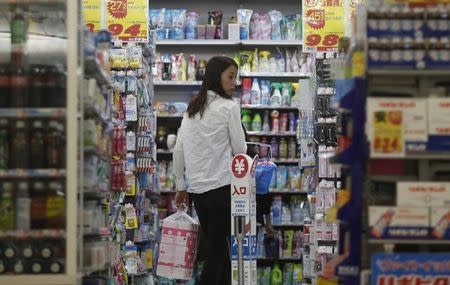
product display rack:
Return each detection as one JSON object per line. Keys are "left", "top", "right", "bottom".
{"left": 0, "top": 0, "right": 79, "bottom": 285}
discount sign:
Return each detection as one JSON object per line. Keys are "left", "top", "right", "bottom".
{"left": 83, "top": 0, "right": 149, "bottom": 42}
{"left": 303, "top": 0, "right": 345, "bottom": 53}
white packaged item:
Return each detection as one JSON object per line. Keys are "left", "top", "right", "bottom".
{"left": 156, "top": 208, "right": 199, "bottom": 280}
{"left": 396, "top": 181, "right": 450, "bottom": 207}
{"left": 228, "top": 23, "right": 240, "bottom": 40}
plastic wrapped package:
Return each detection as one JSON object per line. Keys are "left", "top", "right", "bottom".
{"left": 281, "top": 15, "right": 297, "bottom": 40}
{"left": 268, "top": 10, "right": 283, "bottom": 40}
{"left": 156, "top": 208, "right": 199, "bottom": 280}
{"left": 238, "top": 9, "right": 253, "bottom": 40}
{"left": 169, "top": 9, "right": 186, "bottom": 40}
{"left": 185, "top": 11, "right": 199, "bottom": 40}
{"left": 259, "top": 13, "right": 272, "bottom": 40}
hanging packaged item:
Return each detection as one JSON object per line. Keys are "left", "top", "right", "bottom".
{"left": 157, "top": 207, "right": 199, "bottom": 280}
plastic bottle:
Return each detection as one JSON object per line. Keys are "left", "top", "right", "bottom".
{"left": 0, "top": 65, "right": 10, "bottom": 107}
{"left": 30, "top": 120, "right": 45, "bottom": 168}
{"left": 281, "top": 83, "right": 291, "bottom": 106}
{"left": 260, "top": 137, "right": 269, "bottom": 157}
{"left": 271, "top": 263, "right": 283, "bottom": 285}
{"left": 262, "top": 110, "right": 270, "bottom": 132}
{"left": 290, "top": 82, "right": 301, "bottom": 107}
{"left": 241, "top": 78, "right": 252, "bottom": 105}
{"left": 0, "top": 119, "right": 9, "bottom": 169}
{"left": 16, "top": 182, "right": 31, "bottom": 230}
{"left": 260, "top": 80, "right": 271, "bottom": 106}
{"left": 0, "top": 182, "right": 14, "bottom": 230}
{"left": 271, "top": 110, "right": 280, "bottom": 133}
{"left": 289, "top": 112, "right": 297, "bottom": 132}
{"left": 270, "top": 138, "right": 279, "bottom": 159}
{"left": 46, "top": 121, "right": 61, "bottom": 168}
{"left": 259, "top": 51, "right": 271, "bottom": 72}
{"left": 187, "top": 55, "right": 196, "bottom": 81}
{"left": 242, "top": 110, "right": 252, "bottom": 132}
{"left": 250, "top": 78, "right": 261, "bottom": 105}
{"left": 279, "top": 113, "right": 288, "bottom": 132}
{"left": 10, "top": 120, "right": 29, "bottom": 168}
{"left": 270, "top": 83, "right": 282, "bottom": 107}
{"left": 279, "top": 138, "right": 288, "bottom": 159}
{"left": 252, "top": 112, "right": 262, "bottom": 132}
{"left": 288, "top": 138, "right": 297, "bottom": 159}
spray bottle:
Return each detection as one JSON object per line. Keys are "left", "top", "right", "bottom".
{"left": 260, "top": 80, "right": 271, "bottom": 106}
{"left": 250, "top": 78, "right": 261, "bottom": 105}
{"left": 270, "top": 83, "right": 282, "bottom": 107}
{"left": 281, "top": 82, "right": 291, "bottom": 106}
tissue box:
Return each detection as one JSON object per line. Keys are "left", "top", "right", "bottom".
{"left": 369, "top": 206, "right": 430, "bottom": 239}
{"left": 427, "top": 98, "right": 450, "bottom": 150}
{"left": 397, "top": 181, "right": 450, "bottom": 207}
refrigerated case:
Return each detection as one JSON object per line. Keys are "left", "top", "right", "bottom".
{"left": 0, "top": 1, "right": 79, "bottom": 284}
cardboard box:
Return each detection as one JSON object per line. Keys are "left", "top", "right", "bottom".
{"left": 427, "top": 98, "right": 450, "bottom": 150}
{"left": 367, "top": 98, "right": 428, "bottom": 152}
{"left": 397, "top": 182, "right": 450, "bottom": 207}
{"left": 369, "top": 206, "right": 430, "bottom": 239}
{"left": 430, "top": 207, "right": 450, "bottom": 240}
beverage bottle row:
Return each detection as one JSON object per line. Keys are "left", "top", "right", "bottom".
{"left": 0, "top": 64, "right": 66, "bottom": 108}
{"left": 0, "top": 180, "right": 66, "bottom": 231}
{"left": 0, "top": 119, "right": 65, "bottom": 169}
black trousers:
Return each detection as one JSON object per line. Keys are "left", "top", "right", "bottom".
{"left": 191, "top": 185, "right": 231, "bottom": 285}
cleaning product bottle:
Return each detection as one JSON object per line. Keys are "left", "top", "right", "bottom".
{"left": 270, "top": 83, "right": 282, "bottom": 107}
{"left": 289, "top": 112, "right": 297, "bottom": 132}
{"left": 252, "top": 112, "right": 262, "bottom": 132}
{"left": 260, "top": 80, "right": 271, "bottom": 106}
{"left": 252, "top": 48, "right": 259, "bottom": 72}
{"left": 262, "top": 110, "right": 270, "bottom": 132}
{"left": 259, "top": 51, "right": 271, "bottom": 72}
{"left": 242, "top": 110, "right": 252, "bottom": 131}
{"left": 281, "top": 82, "right": 291, "bottom": 106}
{"left": 290, "top": 82, "right": 301, "bottom": 107}
{"left": 279, "top": 138, "right": 288, "bottom": 159}
{"left": 250, "top": 78, "right": 261, "bottom": 105}
{"left": 270, "top": 137, "right": 279, "bottom": 159}
{"left": 16, "top": 182, "right": 30, "bottom": 230}
{"left": 271, "top": 110, "right": 280, "bottom": 133}
{"left": 271, "top": 263, "right": 283, "bottom": 285}
{"left": 260, "top": 137, "right": 269, "bottom": 157}
{"left": 241, "top": 78, "right": 252, "bottom": 105}
{"left": 288, "top": 138, "right": 297, "bottom": 160}
{"left": 0, "top": 182, "right": 14, "bottom": 230}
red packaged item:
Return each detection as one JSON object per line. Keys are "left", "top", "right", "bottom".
{"left": 156, "top": 207, "right": 199, "bottom": 280}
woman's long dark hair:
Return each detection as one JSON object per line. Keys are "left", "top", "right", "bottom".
{"left": 187, "top": 56, "right": 238, "bottom": 118}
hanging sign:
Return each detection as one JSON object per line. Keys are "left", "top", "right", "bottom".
{"left": 106, "top": 0, "right": 149, "bottom": 42}
{"left": 83, "top": 0, "right": 103, "bottom": 32}
{"left": 82, "top": 0, "right": 149, "bottom": 42}
{"left": 303, "top": 0, "right": 345, "bottom": 53}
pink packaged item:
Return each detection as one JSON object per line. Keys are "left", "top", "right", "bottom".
{"left": 259, "top": 13, "right": 271, "bottom": 40}
{"left": 156, "top": 207, "right": 199, "bottom": 280}
{"left": 250, "top": 12, "right": 260, "bottom": 40}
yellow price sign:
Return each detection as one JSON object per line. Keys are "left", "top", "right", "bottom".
{"left": 371, "top": 110, "right": 405, "bottom": 158}
{"left": 303, "top": 0, "right": 345, "bottom": 52}
{"left": 83, "top": 0, "right": 102, "bottom": 32}
{"left": 106, "top": 0, "right": 149, "bottom": 42}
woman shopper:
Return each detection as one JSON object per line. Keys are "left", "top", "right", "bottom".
{"left": 173, "top": 56, "right": 247, "bottom": 285}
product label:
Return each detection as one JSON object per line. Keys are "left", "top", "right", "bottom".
{"left": 125, "top": 94, "right": 137, "bottom": 121}
{"left": 369, "top": 206, "right": 430, "bottom": 239}
{"left": 83, "top": 0, "right": 103, "bottom": 32}
{"left": 106, "top": 0, "right": 148, "bottom": 42}
{"left": 428, "top": 98, "right": 450, "bottom": 135}
{"left": 397, "top": 182, "right": 450, "bottom": 207}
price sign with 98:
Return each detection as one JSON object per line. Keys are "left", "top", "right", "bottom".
{"left": 302, "top": 0, "right": 345, "bottom": 52}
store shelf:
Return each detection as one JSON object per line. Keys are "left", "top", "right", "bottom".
{"left": 241, "top": 105, "right": 299, "bottom": 111}
{"left": 371, "top": 152, "right": 450, "bottom": 160}
{"left": 273, "top": 159, "right": 299, "bottom": 164}
{"left": 85, "top": 56, "right": 113, "bottom": 88}
{"left": 0, "top": 275, "right": 76, "bottom": 285}
{"left": 240, "top": 72, "right": 310, "bottom": 78}
{"left": 369, "top": 175, "right": 418, "bottom": 182}
{"left": 2, "top": 0, "right": 65, "bottom": 5}
{"left": 156, "top": 39, "right": 303, "bottom": 47}
{"left": 368, "top": 69, "right": 450, "bottom": 77}
{"left": 257, "top": 257, "right": 302, "bottom": 261}
{"left": 154, "top": 80, "right": 203, "bottom": 86}
{"left": 0, "top": 169, "right": 66, "bottom": 178}
{"left": 241, "top": 40, "right": 303, "bottom": 46}
{"left": 0, "top": 230, "right": 66, "bottom": 239}
{"left": 0, "top": 108, "right": 66, "bottom": 118}
{"left": 368, "top": 239, "right": 450, "bottom": 245}
{"left": 157, "top": 149, "right": 174, "bottom": 155}
{"left": 156, "top": 114, "right": 184, "bottom": 118}
{"left": 273, "top": 223, "right": 304, "bottom": 227}
{"left": 247, "top": 131, "right": 297, "bottom": 137}
{"left": 268, "top": 189, "right": 308, "bottom": 194}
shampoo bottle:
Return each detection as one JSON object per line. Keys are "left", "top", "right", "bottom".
{"left": 250, "top": 78, "right": 261, "bottom": 105}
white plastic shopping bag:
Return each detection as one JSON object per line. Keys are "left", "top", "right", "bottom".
{"left": 156, "top": 206, "right": 199, "bottom": 280}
